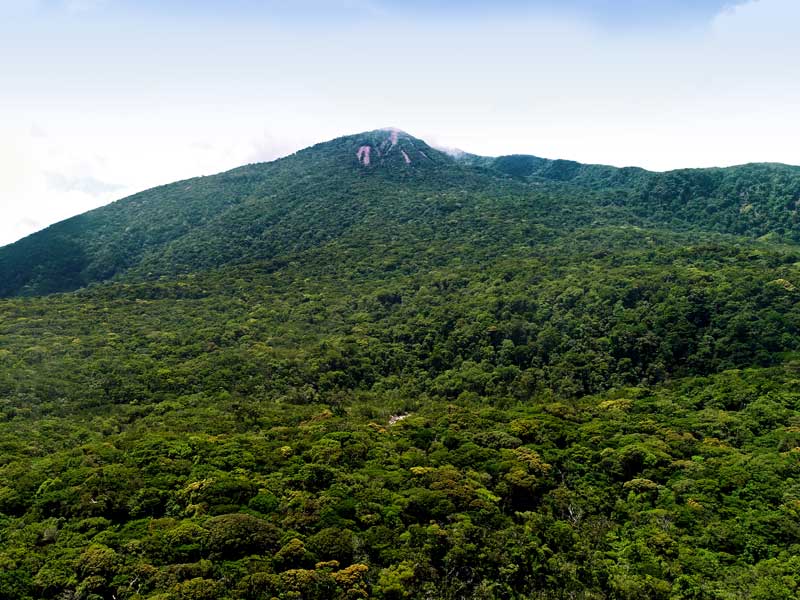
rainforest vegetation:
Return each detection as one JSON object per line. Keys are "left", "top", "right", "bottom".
{"left": 1, "top": 130, "right": 800, "bottom": 599}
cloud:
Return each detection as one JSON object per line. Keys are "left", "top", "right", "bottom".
{"left": 341, "top": 0, "right": 749, "bottom": 27}
{"left": 0, "top": 0, "right": 104, "bottom": 13}
{"left": 7, "top": 217, "right": 42, "bottom": 243}
{"left": 275, "top": 0, "right": 384, "bottom": 14}
{"left": 56, "top": 0, "right": 743, "bottom": 28}
{"left": 712, "top": 0, "right": 799, "bottom": 40}
{"left": 0, "top": 124, "right": 131, "bottom": 246}
{"left": 527, "top": 0, "right": 743, "bottom": 21}
{"left": 45, "top": 172, "right": 124, "bottom": 196}
{"left": 246, "top": 132, "right": 300, "bottom": 164}
{"left": 63, "top": 0, "right": 107, "bottom": 12}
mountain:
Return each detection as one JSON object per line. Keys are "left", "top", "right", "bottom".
{"left": 480, "top": 154, "right": 800, "bottom": 238}
{"left": 3, "top": 128, "right": 800, "bottom": 297}
{"left": 2, "top": 129, "right": 800, "bottom": 599}
{"left": 0, "top": 129, "right": 449, "bottom": 296}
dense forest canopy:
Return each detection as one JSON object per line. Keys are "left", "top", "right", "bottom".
{"left": 1, "top": 129, "right": 800, "bottom": 599}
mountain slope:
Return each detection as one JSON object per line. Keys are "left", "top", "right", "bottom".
{"left": 3, "top": 129, "right": 800, "bottom": 297}
{"left": 0, "top": 129, "right": 454, "bottom": 296}
{"left": 2, "top": 129, "right": 800, "bottom": 599}
{"left": 483, "top": 153, "right": 800, "bottom": 236}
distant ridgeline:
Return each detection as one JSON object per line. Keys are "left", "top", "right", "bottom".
{"left": 1, "top": 130, "right": 800, "bottom": 599}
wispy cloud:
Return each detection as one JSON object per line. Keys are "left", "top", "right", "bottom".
{"left": 246, "top": 132, "right": 301, "bottom": 164}
{"left": 64, "top": 0, "right": 107, "bottom": 12}
{"left": 45, "top": 172, "right": 124, "bottom": 196}
{"left": 255, "top": 0, "right": 749, "bottom": 28}
{"left": 0, "top": 0, "right": 106, "bottom": 12}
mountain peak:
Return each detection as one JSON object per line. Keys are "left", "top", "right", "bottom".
{"left": 277, "top": 127, "right": 451, "bottom": 176}
{"left": 348, "top": 127, "right": 443, "bottom": 168}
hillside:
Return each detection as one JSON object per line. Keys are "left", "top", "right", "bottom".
{"left": 483, "top": 154, "right": 800, "bottom": 238}
{"left": 3, "top": 129, "right": 800, "bottom": 298}
{"left": 1, "top": 130, "right": 800, "bottom": 599}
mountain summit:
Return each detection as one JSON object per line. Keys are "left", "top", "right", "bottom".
{"left": 352, "top": 128, "right": 433, "bottom": 167}
{"left": 294, "top": 127, "right": 452, "bottom": 171}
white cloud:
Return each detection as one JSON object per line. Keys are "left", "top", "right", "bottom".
{"left": 44, "top": 172, "right": 124, "bottom": 195}
{"left": 246, "top": 132, "right": 302, "bottom": 164}
{"left": 0, "top": 116, "right": 310, "bottom": 246}
{"left": 0, "top": 124, "right": 131, "bottom": 246}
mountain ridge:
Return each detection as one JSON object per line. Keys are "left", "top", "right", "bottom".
{"left": 3, "top": 128, "right": 800, "bottom": 297}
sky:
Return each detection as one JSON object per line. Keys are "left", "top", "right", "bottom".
{"left": 1, "top": 0, "right": 799, "bottom": 246}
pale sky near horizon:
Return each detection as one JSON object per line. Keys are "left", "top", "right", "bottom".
{"left": 1, "top": 0, "right": 799, "bottom": 246}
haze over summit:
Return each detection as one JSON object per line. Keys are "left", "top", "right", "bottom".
{"left": 2, "top": 0, "right": 799, "bottom": 246}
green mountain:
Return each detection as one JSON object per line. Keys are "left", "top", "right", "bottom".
{"left": 2, "top": 129, "right": 800, "bottom": 599}
{"left": 0, "top": 129, "right": 460, "bottom": 297}
{"left": 3, "top": 129, "right": 800, "bottom": 297}
{"left": 481, "top": 154, "right": 800, "bottom": 238}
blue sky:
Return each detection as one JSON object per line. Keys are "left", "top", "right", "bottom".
{"left": 1, "top": 0, "right": 798, "bottom": 245}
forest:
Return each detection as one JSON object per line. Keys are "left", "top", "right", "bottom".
{"left": 1, "top": 129, "right": 800, "bottom": 599}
